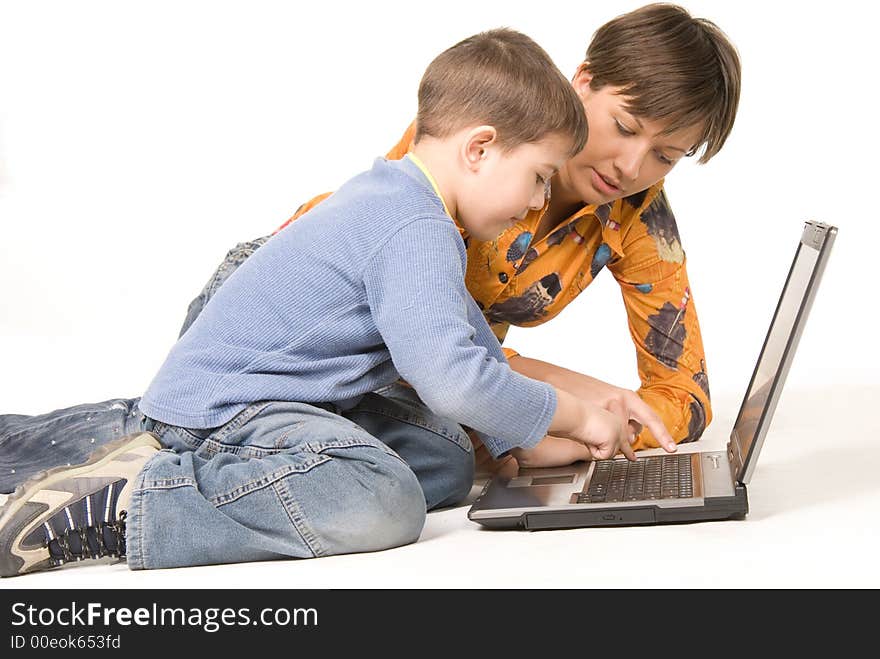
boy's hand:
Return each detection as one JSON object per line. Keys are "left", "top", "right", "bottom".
{"left": 511, "top": 396, "right": 676, "bottom": 468}
{"left": 578, "top": 399, "right": 638, "bottom": 461}
{"left": 549, "top": 389, "right": 635, "bottom": 461}
{"left": 508, "top": 356, "right": 677, "bottom": 451}
{"left": 559, "top": 374, "right": 677, "bottom": 453}
{"left": 601, "top": 391, "right": 677, "bottom": 454}
{"left": 469, "top": 386, "right": 677, "bottom": 475}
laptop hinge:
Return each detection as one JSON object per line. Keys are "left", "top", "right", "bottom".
{"left": 727, "top": 435, "right": 744, "bottom": 481}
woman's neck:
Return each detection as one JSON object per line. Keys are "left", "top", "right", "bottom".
{"left": 543, "top": 178, "right": 585, "bottom": 229}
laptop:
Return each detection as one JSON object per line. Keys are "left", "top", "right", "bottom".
{"left": 468, "top": 221, "right": 837, "bottom": 530}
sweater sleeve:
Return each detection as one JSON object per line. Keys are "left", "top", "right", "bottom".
{"left": 462, "top": 289, "right": 531, "bottom": 457}
{"left": 362, "top": 218, "right": 557, "bottom": 457}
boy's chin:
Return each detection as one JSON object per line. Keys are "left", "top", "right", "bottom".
{"left": 469, "top": 227, "right": 507, "bottom": 241}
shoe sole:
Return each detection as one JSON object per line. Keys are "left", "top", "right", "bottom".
{"left": 0, "top": 432, "right": 161, "bottom": 577}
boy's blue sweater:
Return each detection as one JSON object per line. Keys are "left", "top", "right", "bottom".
{"left": 140, "top": 156, "right": 557, "bottom": 457}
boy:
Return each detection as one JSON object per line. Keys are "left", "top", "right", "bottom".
{"left": 0, "top": 28, "right": 676, "bottom": 576}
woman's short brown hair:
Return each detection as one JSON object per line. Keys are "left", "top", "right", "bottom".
{"left": 415, "top": 28, "right": 588, "bottom": 158}
{"left": 586, "top": 3, "right": 741, "bottom": 163}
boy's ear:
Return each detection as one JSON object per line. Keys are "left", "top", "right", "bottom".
{"left": 572, "top": 63, "right": 595, "bottom": 101}
{"left": 462, "top": 126, "right": 498, "bottom": 172}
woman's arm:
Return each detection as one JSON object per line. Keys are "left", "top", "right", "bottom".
{"left": 486, "top": 188, "right": 712, "bottom": 468}
{"left": 609, "top": 189, "right": 713, "bottom": 449}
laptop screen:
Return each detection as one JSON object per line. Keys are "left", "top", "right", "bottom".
{"left": 731, "top": 222, "right": 835, "bottom": 484}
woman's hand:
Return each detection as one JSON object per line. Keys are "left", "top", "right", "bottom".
{"left": 510, "top": 435, "right": 593, "bottom": 468}
{"left": 471, "top": 432, "right": 597, "bottom": 473}
{"left": 508, "top": 355, "right": 675, "bottom": 450}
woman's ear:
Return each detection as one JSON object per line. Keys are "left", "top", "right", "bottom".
{"left": 572, "top": 63, "right": 595, "bottom": 101}
{"left": 462, "top": 126, "right": 498, "bottom": 172}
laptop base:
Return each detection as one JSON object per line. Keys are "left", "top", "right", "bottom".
{"left": 471, "top": 484, "right": 748, "bottom": 531}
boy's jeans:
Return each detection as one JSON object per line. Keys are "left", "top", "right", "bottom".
{"left": 0, "top": 386, "right": 474, "bottom": 569}
{"left": 0, "top": 236, "right": 475, "bottom": 569}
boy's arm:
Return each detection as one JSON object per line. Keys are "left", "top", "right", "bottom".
{"left": 461, "top": 291, "right": 526, "bottom": 457}
{"left": 363, "top": 218, "right": 673, "bottom": 460}
{"left": 363, "top": 219, "right": 557, "bottom": 458}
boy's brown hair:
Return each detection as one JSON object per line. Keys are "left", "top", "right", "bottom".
{"left": 586, "top": 3, "right": 741, "bottom": 163}
{"left": 415, "top": 28, "right": 588, "bottom": 158}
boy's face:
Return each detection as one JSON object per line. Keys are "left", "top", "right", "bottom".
{"left": 458, "top": 133, "right": 572, "bottom": 241}
{"left": 556, "top": 66, "right": 705, "bottom": 206}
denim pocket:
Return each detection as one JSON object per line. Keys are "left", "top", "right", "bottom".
{"left": 148, "top": 422, "right": 210, "bottom": 452}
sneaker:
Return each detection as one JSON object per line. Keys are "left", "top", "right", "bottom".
{"left": 0, "top": 432, "right": 161, "bottom": 577}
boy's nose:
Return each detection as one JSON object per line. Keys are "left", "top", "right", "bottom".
{"left": 529, "top": 187, "right": 546, "bottom": 210}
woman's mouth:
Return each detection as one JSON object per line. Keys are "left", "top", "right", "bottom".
{"left": 591, "top": 169, "right": 621, "bottom": 196}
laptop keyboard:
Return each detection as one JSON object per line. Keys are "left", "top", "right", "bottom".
{"left": 576, "top": 454, "right": 694, "bottom": 503}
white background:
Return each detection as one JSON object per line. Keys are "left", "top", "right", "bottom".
{"left": 0, "top": 1, "right": 878, "bottom": 588}
{"left": 0, "top": 0, "right": 876, "bottom": 409}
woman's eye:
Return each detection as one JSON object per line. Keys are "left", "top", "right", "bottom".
{"left": 615, "top": 119, "right": 635, "bottom": 136}
{"left": 655, "top": 152, "right": 674, "bottom": 165}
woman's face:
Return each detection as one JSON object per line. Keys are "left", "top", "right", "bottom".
{"left": 555, "top": 65, "right": 705, "bottom": 206}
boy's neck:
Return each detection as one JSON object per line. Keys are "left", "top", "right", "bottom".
{"left": 409, "top": 139, "right": 460, "bottom": 221}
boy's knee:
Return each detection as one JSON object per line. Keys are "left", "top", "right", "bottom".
{"left": 387, "top": 467, "right": 428, "bottom": 542}
{"left": 356, "top": 459, "right": 426, "bottom": 549}
{"left": 316, "top": 443, "right": 426, "bottom": 552}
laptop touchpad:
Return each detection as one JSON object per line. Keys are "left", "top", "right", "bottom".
{"left": 508, "top": 474, "right": 576, "bottom": 488}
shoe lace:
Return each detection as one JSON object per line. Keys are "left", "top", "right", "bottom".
{"left": 46, "top": 510, "right": 128, "bottom": 565}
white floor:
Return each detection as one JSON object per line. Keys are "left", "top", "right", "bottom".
{"left": 2, "top": 384, "right": 878, "bottom": 589}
